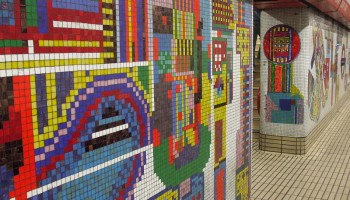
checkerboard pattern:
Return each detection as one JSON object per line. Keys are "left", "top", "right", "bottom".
{"left": 0, "top": 0, "right": 253, "bottom": 199}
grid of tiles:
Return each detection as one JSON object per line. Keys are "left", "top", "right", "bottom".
{"left": 260, "top": 8, "right": 350, "bottom": 138}
{"left": 0, "top": 0, "right": 253, "bottom": 199}
{"left": 263, "top": 24, "right": 304, "bottom": 125}
{"left": 252, "top": 91, "right": 350, "bottom": 200}
{"left": 308, "top": 13, "right": 349, "bottom": 124}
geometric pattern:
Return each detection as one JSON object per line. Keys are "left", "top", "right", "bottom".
{"left": 263, "top": 24, "right": 301, "bottom": 64}
{"left": 309, "top": 16, "right": 348, "bottom": 122}
{"left": 236, "top": 22, "right": 251, "bottom": 199}
{"left": 0, "top": 0, "right": 252, "bottom": 199}
{"left": 264, "top": 25, "right": 304, "bottom": 125}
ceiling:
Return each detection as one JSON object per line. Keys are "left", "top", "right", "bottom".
{"left": 254, "top": 0, "right": 306, "bottom": 10}
{"left": 254, "top": 0, "right": 350, "bottom": 29}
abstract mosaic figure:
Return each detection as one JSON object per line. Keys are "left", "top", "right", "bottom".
{"left": 0, "top": 0, "right": 148, "bottom": 69}
{"left": 1, "top": 69, "right": 152, "bottom": 199}
{"left": 263, "top": 25, "right": 301, "bottom": 64}
{"left": 309, "top": 23, "right": 327, "bottom": 121}
{"left": 309, "top": 24, "right": 325, "bottom": 121}
{"left": 235, "top": 5, "right": 251, "bottom": 199}
{"left": 236, "top": 166, "right": 249, "bottom": 200}
{"left": 149, "top": 174, "right": 204, "bottom": 200}
{"left": 266, "top": 91, "right": 304, "bottom": 124}
{"left": 341, "top": 45, "right": 346, "bottom": 80}
{"left": 30, "top": 71, "right": 151, "bottom": 199}
{"left": 323, "top": 29, "right": 333, "bottom": 107}
{"left": 0, "top": 76, "right": 33, "bottom": 200}
{"left": 308, "top": 19, "right": 350, "bottom": 122}
{"left": 263, "top": 24, "right": 304, "bottom": 124}
{"left": 333, "top": 47, "right": 340, "bottom": 105}
{"left": 268, "top": 62, "right": 292, "bottom": 93}
{"left": 152, "top": 1, "right": 211, "bottom": 188}
{"left": 212, "top": 1, "right": 236, "bottom": 187}
{"left": 0, "top": 0, "right": 253, "bottom": 199}
{"left": 266, "top": 63, "right": 304, "bottom": 124}
{"left": 211, "top": 2, "right": 235, "bottom": 198}
{"left": 0, "top": 77, "right": 24, "bottom": 199}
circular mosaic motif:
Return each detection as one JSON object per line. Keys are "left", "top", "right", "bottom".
{"left": 263, "top": 24, "right": 301, "bottom": 64}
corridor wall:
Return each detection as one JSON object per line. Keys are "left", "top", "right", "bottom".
{"left": 0, "top": 0, "right": 253, "bottom": 199}
{"left": 260, "top": 8, "right": 310, "bottom": 137}
{"left": 306, "top": 10, "right": 350, "bottom": 135}
{"left": 260, "top": 8, "right": 350, "bottom": 145}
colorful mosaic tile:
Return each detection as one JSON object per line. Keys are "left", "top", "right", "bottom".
{"left": 264, "top": 24, "right": 304, "bottom": 125}
{"left": 263, "top": 24, "right": 301, "bottom": 64}
{"left": 0, "top": 0, "right": 252, "bottom": 199}
{"left": 308, "top": 16, "right": 349, "bottom": 122}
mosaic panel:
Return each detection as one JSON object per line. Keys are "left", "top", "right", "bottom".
{"left": 264, "top": 24, "right": 304, "bottom": 125}
{"left": 309, "top": 23, "right": 325, "bottom": 121}
{"left": 309, "top": 17, "right": 349, "bottom": 122}
{"left": 263, "top": 24, "right": 301, "bottom": 64}
{"left": 0, "top": 0, "right": 252, "bottom": 199}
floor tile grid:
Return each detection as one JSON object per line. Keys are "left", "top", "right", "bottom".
{"left": 326, "top": 107, "right": 350, "bottom": 199}
{"left": 252, "top": 92, "right": 350, "bottom": 200}
{"left": 298, "top": 99, "right": 350, "bottom": 199}
{"left": 315, "top": 103, "right": 349, "bottom": 199}
{"left": 309, "top": 101, "right": 349, "bottom": 200}
{"left": 253, "top": 150, "right": 307, "bottom": 199}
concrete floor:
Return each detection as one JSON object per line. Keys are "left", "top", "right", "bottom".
{"left": 251, "top": 95, "right": 350, "bottom": 200}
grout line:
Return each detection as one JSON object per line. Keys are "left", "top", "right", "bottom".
{"left": 251, "top": 91, "right": 350, "bottom": 200}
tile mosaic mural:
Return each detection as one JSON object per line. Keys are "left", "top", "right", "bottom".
{"left": 260, "top": 8, "right": 350, "bottom": 139}
{"left": 309, "top": 15, "right": 349, "bottom": 122}
{"left": 0, "top": 0, "right": 252, "bottom": 199}
{"left": 263, "top": 24, "right": 304, "bottom": 124}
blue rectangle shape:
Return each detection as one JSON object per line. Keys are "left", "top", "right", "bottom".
{"left": 0, "top": 0, "right": 15, "bottom": 25}
{"left": 280, "top": 99, "right": 292, "bottom": 111}
{"left": 52, "top": 0, "right": 99, "bottom": 13}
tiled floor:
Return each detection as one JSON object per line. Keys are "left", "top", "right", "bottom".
{"left": 252, "top": 96, "right": 350, "bottom": 200}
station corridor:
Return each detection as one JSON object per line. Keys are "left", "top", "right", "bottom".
{"left": 252, "top": 92, "right": 350, "bottom": 200}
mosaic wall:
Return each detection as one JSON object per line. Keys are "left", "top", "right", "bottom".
{"left": 0, "top": 0, "right": 252, "bottom": 199}
{"left": 308, "top": 14, "right": 349, "bottom": 125}
{"left": 263, "top": 24, "right": 304, "bottom": 125}
{"left": 261, "top": 8, "right": 350, "bottom": 137}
